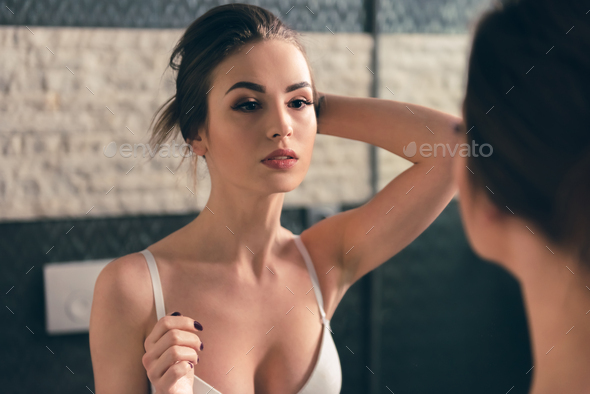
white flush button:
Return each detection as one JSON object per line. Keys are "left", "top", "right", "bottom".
{"left": 44, "top": 258, "right": 113, "bottom": 335}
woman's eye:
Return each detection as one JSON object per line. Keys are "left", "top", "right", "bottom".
{"left": 234, "top": 99, "right": 312, "bottom": 112}
{"left": 235, "top": 101, "right": 259, "bottom": 112}
{"left": 291, "top": 99, "right": 313, "bottom": 109}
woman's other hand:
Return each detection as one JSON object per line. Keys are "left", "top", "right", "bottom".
{"left": 143, "top": 312, "right": 204, "bottom": 394}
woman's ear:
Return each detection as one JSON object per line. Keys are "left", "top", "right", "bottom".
{"left": 187, "top": 131, "right": 207, "bottom": 158}
{"left": 481, "top": 190, "right": 507, "bottom": 224}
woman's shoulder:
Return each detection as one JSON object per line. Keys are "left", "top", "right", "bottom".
{"left": 92, "top": 250, "right": 156, "bottom": 338}
{"left": 89, "top": 251, "right": 155, "bottom": 392}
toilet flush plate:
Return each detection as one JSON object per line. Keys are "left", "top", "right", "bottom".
{"left": 43, "top": 258, "right": 113, "bottom": 335}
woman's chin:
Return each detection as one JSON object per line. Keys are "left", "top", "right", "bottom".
{"left": 263, "top": 180, "right": 301, "bottom": 194}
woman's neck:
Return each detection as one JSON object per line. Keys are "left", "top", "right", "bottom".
{"left": 182, "top": 188, "right": 291, "bottom": 277}
{"left": 509, "top": 238, "right": 590, "bottom": 394}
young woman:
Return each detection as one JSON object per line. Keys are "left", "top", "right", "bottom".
{"left": 89, "top": 3, "right": 460, "bottom": 393}
{"left": 453, "top": 0, "right": 590, "bottom": 393}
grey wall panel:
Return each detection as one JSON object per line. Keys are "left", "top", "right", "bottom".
{"left": 1, "top": 0, "right": 493, "bottom": 33}
{"left": 0, "top": 0, "right": 367, "bottom": 32}
{"left": 379, "top": 0, "right": 494, "bottom": 33}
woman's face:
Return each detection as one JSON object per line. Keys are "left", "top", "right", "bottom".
{"left": 195, "top": 39, "right": 317, "bottom": 196}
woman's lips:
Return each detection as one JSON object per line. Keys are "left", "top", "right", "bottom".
{"left": 263, "top": 148, "right": 298, "bottom": 161}
{"left": 261, "top": 158, "right": 297, "bottom": 169}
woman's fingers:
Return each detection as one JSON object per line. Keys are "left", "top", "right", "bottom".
{"left": 151, "top": 344, "right": 199, "bottom": 381}
{"left": 144, "top": 314, "right": 204, "bottom": 354}
{"left": 143, "top": 312, "right": 204, "bottom": 391}
{"left": 158, "top": 360, "right": 195, "bottom": 394}
{"left": 148, "top": 326, "right": 203, "bottom": 364}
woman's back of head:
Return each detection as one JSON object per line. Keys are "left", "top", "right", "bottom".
{"left": 462, "top": 0, "right": 590, "bottom": 264}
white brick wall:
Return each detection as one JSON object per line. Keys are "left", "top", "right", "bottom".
{"left": 377, "top": 34, "right": 469, "bottom": 191}
{"left": 0, "top": 27, "right": 468, "bottom": 221}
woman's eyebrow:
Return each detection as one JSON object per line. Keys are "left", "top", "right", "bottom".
{"left": 224, "top": 81, "right": 311, "bottom": 96}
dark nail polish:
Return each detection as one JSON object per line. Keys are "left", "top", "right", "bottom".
{"left": 200, "top": 342, "right": 204, "bottom": 351}
{"left": 188, "top": 361, "right": 193, "bottom": 369}
{"left": 194, "top": 321, "right": 203, "bottom": 331}
{"left": 171, "top": 312, "right": 181, "bottom": 316}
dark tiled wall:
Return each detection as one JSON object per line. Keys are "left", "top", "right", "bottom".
{"left": 0, "top": 201, "right": 532, "bottom": 393}
{"left": 372, "top": 201, "right": 532, "bottom": 393}
{"left": 1, "top": 0, "right": 493, "bottom": 33}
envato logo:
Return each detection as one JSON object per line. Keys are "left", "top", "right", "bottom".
{"left": 402, "top": 140, "right": 493, "bottom": 158}
{"left": 103, "top": 141, "right": 195, "bottom": 158}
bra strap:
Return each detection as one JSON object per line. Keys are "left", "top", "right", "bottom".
{"left": 140, "top": 249, "right": 166, "bottom": 320}
{"left": 293, "top": 234, "right": 332, "bottom": 332}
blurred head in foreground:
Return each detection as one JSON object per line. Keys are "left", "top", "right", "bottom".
{"left": 455, "top": 0, "right": 590, "bottom": 391}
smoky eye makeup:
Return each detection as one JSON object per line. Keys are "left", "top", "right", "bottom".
{"left": 231, "top": 99, "right": 258, "bottom": 111}
{"left": 231, "top": 97, "right": 313, "bottom": 112}
{"left": 292, "top": 98, "right": 313, "bottom": 108}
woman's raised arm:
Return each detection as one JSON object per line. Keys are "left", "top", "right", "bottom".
{"left": 314, "top": 92, "right": 461, "bottom": 289}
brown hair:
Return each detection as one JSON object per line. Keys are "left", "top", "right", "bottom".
{"left": 462, "top": 0, "right": 590, "bottom": 262}
{"left": 146, "top": 3, "right": 320, "bottom": 190}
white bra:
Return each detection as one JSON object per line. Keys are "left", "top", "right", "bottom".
{"left": 141, "top": 233, "right": 342, "bottom": 394}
